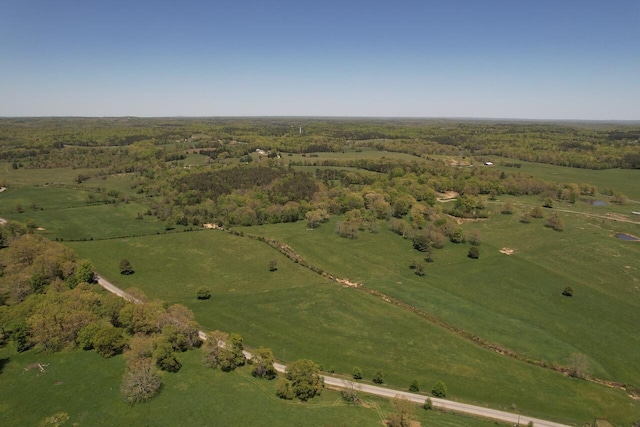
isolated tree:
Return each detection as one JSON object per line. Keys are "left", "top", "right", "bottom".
{"left": 500, "top": 201, "right": 514, "bottom": 214}
{"left": 468, "top": 246, "right": 480, "bottom": 259}
{"left": 542, "top": 196, "right": 554, "bottom": 208}
{"left": 409, "top": 379, "right": 419, "bottom": 392}
{"left": 545, "top": 212, "right": 564, "bottom": 231}
{"left": 450, "top": 226, "right": 464, "bottom": 243}
{"left": 432, "top": 380, "right": 447, "bottom": 397}
{"left": 387, "top": 396, "right": 416, "bottom": 427}
{"left": 252, "top": 347, "right": 277, "bottom": 380}
{"left": 412, "top": 234, "right": 430, "bottom": 252}
{"left": 196, "top": 287, "right": 211, "bottom": 300}
{"left": 285, "top": 359, "right": 324, "bottom": 401}
{"left": 567, "top": 353, "right": 589, "bottom": 379}
{"left": 352, "top": 367, "right": 363, "bottom": 380}
{"left": 119, "top": 258, "right": 134, "bottom": 275}
{"left": 341, "top": 384, "right": 362, "bottom": 405}
{"left": 467, "top": 229, "right": 481, "bottom": 246}
{"left": 414, "top": 263, "right": 425, "bottom": 276}
{"left": 372, "top": 370, "right": 384, "bottom": 384}
{"left": 520, "top": 212, "right": 532, "bottom": 223}
{"left": 530, "top": 206, "right": 545, "bottom": 218}
{"left": 562, "top": 286, "right": 574, "bottom": 297}
{"left": 268, "top": 260, "right": 278, "bottom": 272}
{"left": 423, "top": 397, "right": 433, "bottom": 410}
{"left": 121, "top": 358, "right": 162, "bottom": 404}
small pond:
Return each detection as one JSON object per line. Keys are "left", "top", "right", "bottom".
{"left": 616, "top": 233, "right": 640, "bottom": 241}
{"left": 581, "top": 198, "right": 607, "bottom": 206}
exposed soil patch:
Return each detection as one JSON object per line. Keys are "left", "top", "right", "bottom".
{"left": 437, "top": 191, "right": 459, "bottom": 202}
{"left": 606, "top": 212, "right": 629, "bottom": 221}
{"left": 203, "top": 223, "right": 223, "bottom": 230}
{"left": 499, "top": 247, "right": 515, "bottom": 255}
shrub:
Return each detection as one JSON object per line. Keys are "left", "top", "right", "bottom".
{"left": 468, "top": 247, "right": 480, "bottom": 259}
{"left": 352, "top": 367, "right": 362, "bottom": 380}
{"left": 409, "top": 379, "right": 419, "bottom": 392}
{"left": 196, "top": 287, "right": 211, "bottom": 300}
{"left": 432, "top": 380, "right": 447, "bottom": 397}
{"left": 372, "top": 370, "right": 384, "bottom": 384}
{"left": 562, "top": 286, "right": 573, "bottom": 297}
{"left": 423, "top": 397, "right": 433, "bottom": 410}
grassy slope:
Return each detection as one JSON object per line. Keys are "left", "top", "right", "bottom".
{"left": 244, "top": 210, "right": 640, "bottom": 387}
{"left": 0, "top": 347, "right": 498, "bottom": 427}
{"left": 68, "top": 231, "right": 639, "bottom": 425}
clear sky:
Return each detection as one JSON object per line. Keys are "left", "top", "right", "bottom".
{"left": 1, "top": 0, "right": 639, "bottom": 119}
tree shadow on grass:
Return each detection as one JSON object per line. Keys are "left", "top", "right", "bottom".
{"left": 0, "top": 357, "right": 10, "bottom": 374}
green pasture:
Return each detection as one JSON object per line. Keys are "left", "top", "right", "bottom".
{"left": 67, "top": 231, "right": 639, "bottom": 424}
{"left": 487, "top": 156, "right": 640, "bottom": 201}
{"left": 0, "top": 163, "right": 98, "bottom": 187}
{"left": 0, "top": 347, "right": 499, "bottom": 427}
{"left": 244, "top": 211, "right": 640, "bottom": 387}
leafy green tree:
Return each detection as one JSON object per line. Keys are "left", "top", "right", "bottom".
{"left": 75, "top": 260, "right": 95, "bottom": 283}
{"left": 76, "top": 323, "right": 101, "bottom": 350}
{"left": 285, "top": 359, "right": 324, "bottom": 401}
{"left": 542, "top": 196, "right": 554, "bottom": 208}
{"left": 268, "top": 260, "right": 278, "bottom": 272}
{"left": 153, "top": 340, "right": 182, "bottom": 372}
{"left": 92, "top": 325, "right": 125, "bottom": 357}
{"left": 450, "top": 226, "right": 464, "bottom": 243}
{"left": 432, "top": 380, "right": 447, "bottom": 397}
{"left": 409, "top": 379, "right": 420, "bottom": 392}
{"left": 252, "top": 347, "right": 277, "bottom": 379}
{"left": 545, "top": 212, "right": 564, "bottom": 231}
{"left": 562, "top": 286, "right": 574, "bottom": 297}
{"left": 119, "top": 258, "right": 134, "bottom": 275}
{"left": 468, "top": 246, "right": 480, "bottom": 259}
{"left": 196, "top": 287, "right": 211, "bottom": 300}
{"left": 500, "top": 201, "right": 514, "bottom": 214}
{"left": 352, "top": 367, "right": 362, "bottom": 380}
{"left": 423, "top": 397, "right": 433, "bottom": 410}
{"left": 372, "top": 370, "right": 384, "bottom": 384}
{"left": 276, "top": 377, "right": 295, "bottom": 400}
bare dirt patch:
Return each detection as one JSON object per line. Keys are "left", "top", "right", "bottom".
{"left": 499, "top": 247, "right": 515, "bottom": 255}
{"left": 36, "top": 227, "right": 46, "bottom": 231}
{"left": 606, "top": 212, "right": 629, "bottom": 221}
{"left": 437, "top": 191, "right": 459, "bottom": 202}
{"left": 203, "top": 223, "right": 223, "bottom": 230}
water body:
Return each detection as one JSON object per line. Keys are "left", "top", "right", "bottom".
{"left": 616, "top": 233, "right": 639, "bottom": 241}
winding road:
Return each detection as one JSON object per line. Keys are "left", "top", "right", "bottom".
{"left": 95, "top": 273, "right": 570, "bottom": 426}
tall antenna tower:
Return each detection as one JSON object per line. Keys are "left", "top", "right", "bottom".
{"left": 299, "top": 126, "right": 302, "bottom": 135}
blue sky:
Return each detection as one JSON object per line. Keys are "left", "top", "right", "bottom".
{"left": 1, "top": 0, "right": 639, "bottom": 119}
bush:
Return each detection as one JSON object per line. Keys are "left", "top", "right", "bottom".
{"left": 196, "top": 287, "right": 211, "bottom": 300}
{"left": 372, "top": 370, "right": 384, "bottom": 384}
{"left": 432, "top": 380, "right": 447, "bottom": 397}
{"left": 562, "top": 286, "right": 573, "bottom": 297}
{"left": 352, "top": 367, "right": 362, "bottom": 380}
{"left": 409, "top": 379, "right": 419, "bottom": 392}
{"left": 119, "top": 258, "right": 134, "bottom": 275}
{"left": 468, "top": 247, "right": 480, "bottom": 259}
{"left": 423, "top": 397, "right": 433, "bottom": 410}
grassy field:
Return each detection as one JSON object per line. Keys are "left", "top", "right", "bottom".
{"left": 0, "top": 186, "right": 169, "bottom": 240}
{"left": 243, "top": 209, "right": 640, "bottom": 387}
{"left": 488, "top": 156, "right": 640, "bottom": 201}
{"left": 67, "top": 231, "right": 639, "bottom": 425}
{"left": 0, "top": 346, "right": 501, "bottom": 427}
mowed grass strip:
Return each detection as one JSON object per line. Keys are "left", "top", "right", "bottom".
{"left": 68, "top": 231, "right": 639, "bottom": 424}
